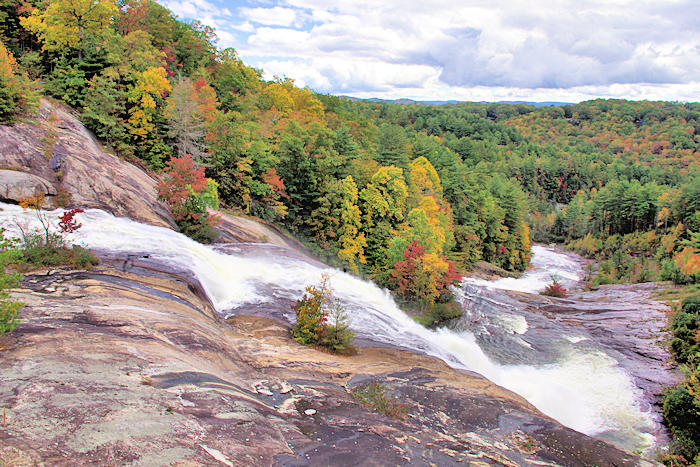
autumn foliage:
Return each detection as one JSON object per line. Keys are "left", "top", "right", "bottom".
{"left": 58, "top": 209, "right": 84, "bottom": 234}
{"left": 0, "top": 40, "right": 36, "bottom": 122}
{"left": 291, "top": 274, "right": 355, "bottom": 355}
{"left": 156, "top": 154, "right": 220, "bottom": 242}
{"left": 541, "top": 278, "right": 567, "bottom": 298}
{"left": 390, "top": 241, "right": 462, "bottom": 306}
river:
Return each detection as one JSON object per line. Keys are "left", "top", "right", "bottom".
{"left": 0, "top": 204, "right": 662, "bottom": 454}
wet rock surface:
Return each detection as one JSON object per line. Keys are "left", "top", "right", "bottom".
{"left": 544, "top": 283, "right": 679, "bottom": 439}
{"left": 214, "top": 210, "right": 309, "bottom": 253}
{"left": 457, "top": 278, "right": 678, "bottom": 451}
{"left": 0, "top": 264, "right": 643, "bottom": 466}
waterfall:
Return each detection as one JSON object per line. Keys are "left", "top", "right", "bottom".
{"left": 0, "top": 203, "right": 655, "bottom": 451}
{"left": 464, "top": 245, "right": 582, "bottom": 293}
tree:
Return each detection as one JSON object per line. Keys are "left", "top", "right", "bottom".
{"left": 277, "top": 124, "right": 321, "bottom": 230}
{"left": 0, "top": 39, "right": 36, "bottom": 122}
{"left": 211, "top": 48, "right": 261, "bottom": 112}
{"left": 205, "top": 111, "right": 255, "bottom": 210}
{"left": 404, "top": 157, "right": 455, "bottom": 255}
{"left": 376, "top": 124, "right": 409, "bottom": 168}
{"left": 165, "top": 76, "right": 218, "bottom": 160}
{"left": 156, "top": 154, "right": 220, "bottom": 243}
{"left": 291, "top": 274, "right": 355, "bottom": 354}
{"left": 359, "top": 165, "right": 408, "bottom": 278}
{"left": 127, "top": 66, "right": 172, "bottom": 166}
{"left": 21, "top": 0, "right": 119, "bottom": 60}
{"left": 337, "top": 176, "right": 367, "bottom": 273}
{"left": 128, "top": 66, "right": 171, "bottom": 137}
{"left": 81, "top": 69, "right": 128, "bottom": 150}
{"left": 541, "top": 277, "right": 567, "bottom": 298}
{"left": 389, "top": 241, "right": 461, "bottom": 307}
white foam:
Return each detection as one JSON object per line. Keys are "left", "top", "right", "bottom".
{"left": 465, "top": 245, "right": 582, "bottom": 294}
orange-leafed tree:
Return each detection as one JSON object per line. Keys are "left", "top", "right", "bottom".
{"left": 0, "top": 40, "right": 36, "bottom": 122}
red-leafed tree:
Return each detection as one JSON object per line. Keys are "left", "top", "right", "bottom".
{"left": 262, "top": 168, "right": 287, "bottom": 197}
{"left": 156, "top": 154, "right": 220, "bottom": 242}
{"left": 390, "top": 240, "right": 462, "bottom": 306}
{"left": 541, "top": 277, "right": 567, "bottom": 298}
{"left": 390, "top": 241, "right": 426, "bottom": 299}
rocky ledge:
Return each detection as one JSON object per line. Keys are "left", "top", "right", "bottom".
{"left": 0, "top": 260, "right": 643, "bottom": 466}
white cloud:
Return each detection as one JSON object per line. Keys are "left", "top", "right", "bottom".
{"left": 260, "top": 57, "right": 437, "bottom": 93}
{"left": 168, "top": 0, "right": 700, "bottom": 101}
{"left": 240, "top": 6, "right": 298, "bottom": 27}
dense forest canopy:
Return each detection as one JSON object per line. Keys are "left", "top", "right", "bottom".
{"left": 0, "top": 0, "right": 698, "bottom": 296}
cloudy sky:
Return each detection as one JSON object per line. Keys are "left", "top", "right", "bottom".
{"left": 163, "top": 0, "right": 700, "bottom": 102}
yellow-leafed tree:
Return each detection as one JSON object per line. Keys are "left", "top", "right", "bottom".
{"left": 21, "top": 0, "right": 119, "bottom": 59}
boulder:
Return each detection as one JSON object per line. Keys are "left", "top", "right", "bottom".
{"left": 0, "top": 170, "right": 55, "bottom": 205}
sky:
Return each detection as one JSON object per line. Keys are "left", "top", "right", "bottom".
{"left": 162, "top": 0, "right": 700, "bottom": 103}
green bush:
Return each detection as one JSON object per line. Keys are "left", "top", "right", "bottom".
{"left": 412, "top": 301, "right": 463, "bottom": 328}
{"left": 19, "top": 241, "right": 99, "bottom": 270}
{"left": 291, "top": 274, "right": 355, "bottom": 355}
{"left": 319, "top": 299, "right": 356, "bottom": 355}
{"left": 0, "top": 230, "right": 23, "bottom": 337}
{"left": 662, "top": 295, "right": 700, "bottom": 464}
{"left": 662, "top": 381, "right": 700, "bottom": 464}
{"left": 669, "top": 295, "right": 700, "bottom": 364}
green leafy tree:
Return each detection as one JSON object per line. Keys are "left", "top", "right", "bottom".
{"left": 0, "top": 229, "right": 23, "bottom": 336}
{"left": 376, "top": 123, "right": 409, "bottom": 168}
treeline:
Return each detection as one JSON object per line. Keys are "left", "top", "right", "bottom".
{"left": 503, "top": 100, "right": 700, "bottom": 286}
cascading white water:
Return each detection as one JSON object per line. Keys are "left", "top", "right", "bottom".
{"left": 0, "top": 204, "right": 655, "bottom": 451}
{"left": 465, "top": 245, "right": 581, "bottom": 293}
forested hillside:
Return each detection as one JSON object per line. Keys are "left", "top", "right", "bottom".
{"left": 0, "top": 0, "right": 698, "bottom": 299}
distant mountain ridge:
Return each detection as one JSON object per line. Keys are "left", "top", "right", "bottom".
{"left": 341, "top": 96, "right": 573, "bottom": 106}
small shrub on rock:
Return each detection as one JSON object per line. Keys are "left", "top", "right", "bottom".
{"left": 13, "top": 197, "right": 98, "bottom": 270}
{"left": 291, "top": 274, "right": 355, "bottom": 355}
{"left": 319, "top": 298, "right": 356, "bottom": 355}
{"left": 541, "top": 277, "right": 567, "bottom": 298}
{"left": 0, "top": 229, "right": 23, "bottom": 337}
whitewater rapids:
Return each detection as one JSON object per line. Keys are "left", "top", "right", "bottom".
{"left": 0, "top": 204, "right": 656, "bottom": 452}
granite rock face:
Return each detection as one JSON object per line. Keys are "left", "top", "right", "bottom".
{"left": 0, "top": 260, "right": 643, "bottom": 466}
{"left": 0, "top": 99, "right": 174, "bottom": 228}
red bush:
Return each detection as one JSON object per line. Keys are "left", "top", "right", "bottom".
{"left": 541, "top": 279, "right": 567, "bottom": 298}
